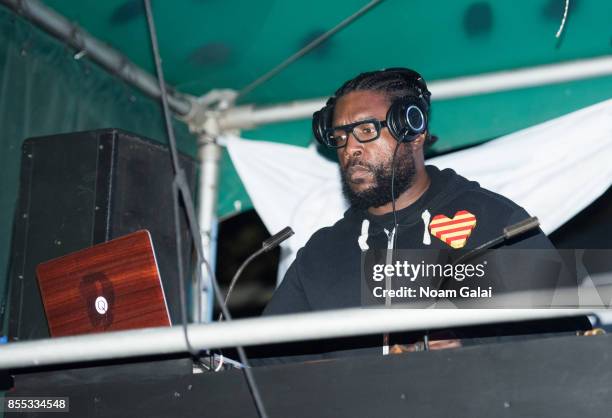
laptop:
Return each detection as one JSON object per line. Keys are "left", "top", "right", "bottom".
{"left": 36, "top": 230, "right": 171, "bottom": 337}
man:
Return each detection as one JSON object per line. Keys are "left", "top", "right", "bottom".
{"left": 257, "top": 68, "right": 587, "bottom": 363}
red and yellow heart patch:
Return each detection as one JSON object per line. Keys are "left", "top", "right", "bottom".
{"left": 429, "top": 210, "right": 477, "bottom": 249}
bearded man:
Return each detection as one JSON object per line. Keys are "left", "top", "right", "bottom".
{"left": 257, "top": 68, "right": 588, "bottom": 363}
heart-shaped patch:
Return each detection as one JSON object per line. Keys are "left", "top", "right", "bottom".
{"left": 429, "top": 210, "right": 477, "bottom": 249}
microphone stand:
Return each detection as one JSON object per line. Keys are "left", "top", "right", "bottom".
{"left": 219, "top": 227, "right": 294, "bottom": 322}
{"left": 210, "top": 227, "right": 293, "bottom": 372}
{"left": 427, "top": 217, "right": 541, "bottom": 348}
{"left": 452, "top": 217, "right": 541, "bottom": 266}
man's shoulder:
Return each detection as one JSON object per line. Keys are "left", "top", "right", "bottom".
{"left": 434, "top": 168, "right": 526, "bottom": 218}
{"left": 426, "top": 166, "right": 524, "bottom": 220}
{"left": 429, "top": 170, "right": 537, "bottom": 243}
{"left": 433, "top": 167, "right": 520, "bottom": 210}
{"left": 463, "top": 186, "right": 525, "bottom": 213}
{"left": 433, "top": 170, "right": 553, "bottom": 248}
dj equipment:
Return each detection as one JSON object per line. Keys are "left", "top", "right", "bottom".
{"left": 312, "top": 68, "right": 431, "bottom": 147}
{"left": 7, "top": 129, "right": 197, "bottom": 341}
{"left": 8, "top": 333, "right": 612, "bottom": 417}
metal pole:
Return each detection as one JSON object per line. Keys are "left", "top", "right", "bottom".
{"left": 217, "top": 55, "right": 612, "bottom": 131}
{"left": 0, "top": 308, "right": 594, "bottom": 370}
{"left": 196, "top": 136, "right": 222, "bottom": 323}
{"left": 1, "top": 0, "right": 193, "bottom": 116}
{"left": 217, "top": 98, "right": 325, "bottom": 131}
{"left": 430, "top": 55, "right": 612, "bottom": 99}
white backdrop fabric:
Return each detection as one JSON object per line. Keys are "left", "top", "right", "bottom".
{"left": 226, "top": 99, "right": 612, "bottom": 282}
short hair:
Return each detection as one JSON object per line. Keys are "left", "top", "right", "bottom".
{"left": 333, "top": 68, "right": 436, "bottom": 146}
{"left": 334, "top": 68, "right": 430, "bottom": 107}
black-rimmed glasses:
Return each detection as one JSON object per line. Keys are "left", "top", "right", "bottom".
{"left": 325, "top": 119, "right": 387, "bottom": 149}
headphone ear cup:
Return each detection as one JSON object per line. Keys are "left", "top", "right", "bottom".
{"left": 386, "top": 97, "right": 427, "bottom": 142}
{"left": 312, "top": 108, "right": 328, "bottom": 146}
{"left": 312, "top": 101, "right": 335, "bottom": 147}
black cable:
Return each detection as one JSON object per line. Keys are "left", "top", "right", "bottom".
{"left": 214, "top": 226, "right": 293, "bottom": 370}
{"left": 237, "top": 0, "right": 385, "bottom": 99}
{"left": 172, "top": 181, "right": 200, "bottom": 359}
{"left": 390, "top": 140, "right": 402, "bottom": 251}
{"left": 391, "top": 140, "right": 434, "bottom": 351}
{"left": 201, "top": 254, "right": 269, "bottom": 416}
{"left": 213, "top": 249, "right": 263, "bottom": 367}
{"left": 212, "top": 246, "right": 263, "bottom": 369}
{"left": 143, "top": 2, "right": 268, "bottom": 417}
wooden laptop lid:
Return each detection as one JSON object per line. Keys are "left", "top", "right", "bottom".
{"left": 36, "top": 230, "right": 171, "bottom": 337}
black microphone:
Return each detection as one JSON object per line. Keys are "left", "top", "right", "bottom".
{"left": 503, "top": 216, "right": 540, "bottom": 240}
{"left": 262, "top": 227, "right": 294, "bottom": 252}
{"left": 219, "top": 226, "right": 295, "bottom": 321}
{"left": 452, "top": 217, "right": 540, "bottom": 265}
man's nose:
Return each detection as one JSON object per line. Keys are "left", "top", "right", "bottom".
{"left": 344, "top": 132, "right": 364, "bottom": 157}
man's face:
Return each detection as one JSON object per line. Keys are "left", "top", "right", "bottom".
{"left": 333, "top": 90, "right": 417, "bottom": 210}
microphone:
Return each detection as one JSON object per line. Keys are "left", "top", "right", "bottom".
{"left": 503, "top": 216, "right": 540, "bottom": 240}
{"left": 262, "top": 227, "right": 294, "bottom": 252}
{"left": 429, "top": 216, "right": 542, "bottom": 337}
{"left": 452, "top": 217, "right": 540, "bottom": 265}
{"left": 219, "top": 227, "right": 294, "bottom": 321}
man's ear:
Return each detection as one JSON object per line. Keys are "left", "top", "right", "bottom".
{"left": 410, "top": 132, "right": 427, "bottom": 150}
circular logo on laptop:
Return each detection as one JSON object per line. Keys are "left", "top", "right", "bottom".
{"left": 95, "top": 296, "right": 109, "bottom": 315}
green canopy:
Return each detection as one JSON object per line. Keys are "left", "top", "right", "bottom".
{"left": 42, "top": 0, "right": 612, "bottom": 216}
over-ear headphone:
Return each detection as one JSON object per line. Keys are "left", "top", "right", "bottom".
{"left": 312, "top": 68, "right": 431, "bottom": 147}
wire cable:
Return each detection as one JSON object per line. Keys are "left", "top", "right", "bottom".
{"left": 172, "top": 181, "right": 200, "bottom": 359}
{"left": 555, "top": 0, "right": 570, "bottom": 38}
{"left": 143, "top": 2, "right": 269, "bottom": 417}
{"left": 390, "top": 140, "right": 402, "bottom": 251}
{"left": 213, "top": 248, "right": 264, "bottom": 367}
{"left": 236, "top": 0, "right": 385, "bottom": 99}
{"left": 218, "top": 248, "right": 265, "bottom": 322}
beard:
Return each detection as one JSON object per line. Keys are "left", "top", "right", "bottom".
{"left": 340, "top": 144, "right": 417, "bottom": 211}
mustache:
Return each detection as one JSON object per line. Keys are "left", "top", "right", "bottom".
{"left": 344, "top": 158, "right": 375, "bottom": 171}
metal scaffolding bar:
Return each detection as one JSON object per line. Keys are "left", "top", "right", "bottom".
{"left": 0, "top": 308, "right": 593, "bottom": 370}
{"left": 217, "top": 55, "right": 612, "bottom": 131}
{"left": 1, "top": 0, "right": 193, "bottom": 116}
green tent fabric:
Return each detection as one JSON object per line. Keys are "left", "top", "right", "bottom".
{"left": 42, "top": 0, "right": 612, "bottom": 103}
{"left": 37, "top": 0, "right": 612, "bottom": 219}
{"left": 6, "top": 0, "right": 612, "bottom": 218}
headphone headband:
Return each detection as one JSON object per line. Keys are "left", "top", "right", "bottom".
{"left": 313, "top": 68, "right": 431, "bottom": 147}
{"left": 382, "top": 67, "right": 431, "bottom": 108}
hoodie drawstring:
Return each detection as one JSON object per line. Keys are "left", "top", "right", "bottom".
{"left": 358, "top": 219, "right": 370, "bottom": 251}
{"left": 422, "top": 209, "right": 431, "bottom": 245}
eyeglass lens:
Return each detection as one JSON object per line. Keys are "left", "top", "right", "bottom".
{"left": 329, "top": 121, "right": 380, "bottom": 147}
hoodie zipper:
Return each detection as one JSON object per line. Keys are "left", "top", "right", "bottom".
{"left": 382, "top": 227, "right": 396, "bottom": 355}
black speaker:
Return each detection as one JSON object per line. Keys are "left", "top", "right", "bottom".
{"left": 7, "top": 128, "right": 197, "bottom": 341}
